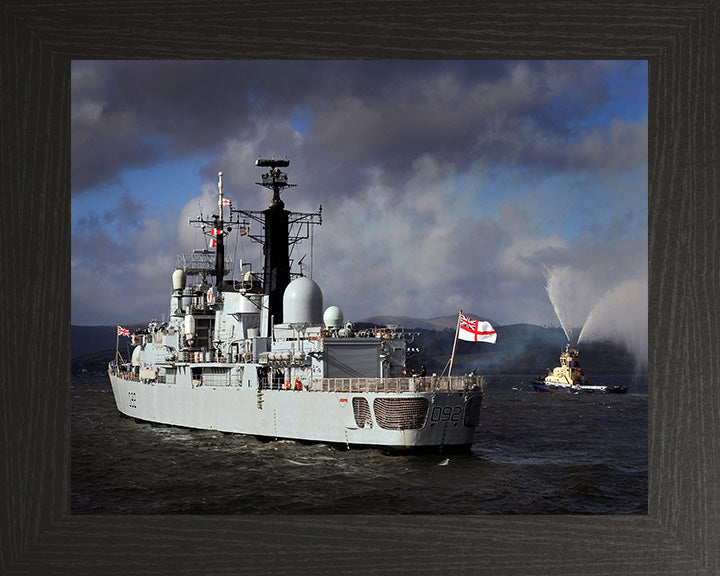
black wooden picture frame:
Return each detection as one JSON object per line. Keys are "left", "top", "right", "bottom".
{"left": 1, "top": 2, "right": 717, "bottom": 574}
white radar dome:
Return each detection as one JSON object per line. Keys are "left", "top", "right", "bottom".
{"left": 323, "top": 306, "right": 344, "bottom": 329}
{"left": 172, "top": 268, "right": 186, "bottom": 292}
{"left": 283, "top": 276, "right": 324, "bottom": 324}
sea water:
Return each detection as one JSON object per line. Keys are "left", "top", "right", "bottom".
{"left": 71, "top": 374, "right": 647, "bottom": 514}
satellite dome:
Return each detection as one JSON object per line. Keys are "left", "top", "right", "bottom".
{"left": 323, "top": 306, "right": 344, "bottom": 329}
{"left": 172, "top": 268, "right": 186, "bottom": 292}
{"left": 283, "top": 277, "right": 323, "bottom": 324}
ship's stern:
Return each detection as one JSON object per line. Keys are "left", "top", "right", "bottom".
{"left": 344, "top": 388, "right": 483, "bottom": 451}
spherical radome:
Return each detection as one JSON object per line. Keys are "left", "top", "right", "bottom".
{"left": 283, "top": 277, "right": 324, "bottom": 324}
{"left": 323, "top": 305, "right": 344, "bottom": 329}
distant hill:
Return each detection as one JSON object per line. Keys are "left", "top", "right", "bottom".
{"left": 71, "top": 324, "right": 145, "bottom": 359}
{"left": 358, "top": 313, "right": 497, "bottom": 331}
{"left": 71, "top": 349, "right": 118, "bottom": 377}
{"left": 357, "top": 315, "right": 444, "bottom": 331}
{"left": 404, "top": 323, "right": 638, "bottom": 376}
{"left": 71, "top": 318, "right": 641, "bottom": 377}
{"left": 353, "top": 321, "right": 637, "bottom": 375}
{"left": 404, "top": 323, "right": 568, "bottom": 376}
{"left": 72, "top": 315, "right": 497, "bottom": 358}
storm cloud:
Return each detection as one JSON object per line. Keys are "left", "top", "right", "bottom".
{"left": 71, "top": 60, "right": 647, "bottom": 366}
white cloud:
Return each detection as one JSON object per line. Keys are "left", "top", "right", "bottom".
{"left": 70, "top": 59, "right": 647, "bottom": 360}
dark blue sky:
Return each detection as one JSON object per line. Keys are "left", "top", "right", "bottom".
{"left": 71, "top": 60, "right": 647, "bottom": 362}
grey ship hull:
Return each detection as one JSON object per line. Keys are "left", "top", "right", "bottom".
{"left": 109, "top": 370, "right": 482, "bottom": 450}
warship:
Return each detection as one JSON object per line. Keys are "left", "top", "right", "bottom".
{"left": 532, "top": 343, "right": 628, "bottom": 394}
{"left": 108, "top": 158, "right": 485, "bottom": 451}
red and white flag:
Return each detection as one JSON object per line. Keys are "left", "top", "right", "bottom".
{"left": 458, "top": 313, "right": 496, "bottom": 343}
{"left": 117, "top": 326, "right": 130, "bottom": 337}
{"left": 211, "top": 227, "right": 226, "bottom": 236}
{"left": 222, "top": 198, "right": 231, "bottom": 206}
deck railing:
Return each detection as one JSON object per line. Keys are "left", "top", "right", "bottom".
{"left": 314, "top": 376, "right": 484, "bottom": 394}
{"left": 109, "top": 362, "right": 485, "bottom": 394}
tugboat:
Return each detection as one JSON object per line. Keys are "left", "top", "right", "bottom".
{"left": 532, "top": 344, "right": 628, "bottom": 394}
{"left": 108, "top": 158, "right": 485, "bottom": 451}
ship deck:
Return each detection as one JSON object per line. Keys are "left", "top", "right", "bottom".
{"left": 110, "top": 366, "right": 483, "bottom": 395}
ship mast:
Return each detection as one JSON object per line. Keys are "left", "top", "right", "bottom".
{"left": 232, "top": 158, "right": 322, "bottom": 334}
{"left": 186, "top": 171, "right": 249, "bottom": 288}
{"left": 257, "top": 158, "right": 293, "bottom": 327}
{"left": 215, "top": 171, "right": 225, "bottom": 286}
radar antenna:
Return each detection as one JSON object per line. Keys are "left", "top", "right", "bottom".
{"left": 255, "top": 157, "right": 295, "bottom": 207}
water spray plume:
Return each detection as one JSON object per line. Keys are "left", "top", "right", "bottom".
{"left": 543, "top": 265, "right": 603, "bottom": 345}
{"left": 579, "top": 279, "right": 648, "bottom": 371}
{"left": 544, "top": 264, "right": 648, "bottom": 372}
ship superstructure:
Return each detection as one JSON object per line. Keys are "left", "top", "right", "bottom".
{"left": 108, "top": 159, "right": 484, "bottom": 450}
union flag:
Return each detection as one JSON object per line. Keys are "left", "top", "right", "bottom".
{"left": 458, "top": 313, "right": 496, "bottom": 343}
{"left": 117, "top": 326, "right": 130, "bottom": 337}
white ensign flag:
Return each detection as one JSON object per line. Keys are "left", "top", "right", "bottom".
{"left": 458, "top": 313, "right": 497, "bottom": 343}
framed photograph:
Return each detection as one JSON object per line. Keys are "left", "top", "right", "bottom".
{"left": 3, "top": 1, "right": 716, "bottom": 574}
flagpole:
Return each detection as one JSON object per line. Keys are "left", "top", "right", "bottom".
{"left": 115, "top": 326, "right": 120, "bottom": 367}
{"left": 448, "top": 309, "right": 462, "bottom": 378}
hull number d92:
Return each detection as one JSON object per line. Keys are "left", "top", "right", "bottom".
{"left": 430, "top": 405, "right": 462, "bottom": 423}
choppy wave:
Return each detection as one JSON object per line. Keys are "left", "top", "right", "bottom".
{"left": 72, "top": 374, "right": 647, "bottom": 514}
